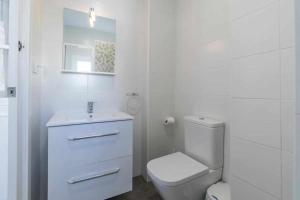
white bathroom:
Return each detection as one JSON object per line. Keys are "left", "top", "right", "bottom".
{"left": 0, "top": 0, "right": 299, "bottom": 199}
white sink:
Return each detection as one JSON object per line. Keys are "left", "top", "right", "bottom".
{"left": 47, "top": 111, "right": 133, "bottom": 127}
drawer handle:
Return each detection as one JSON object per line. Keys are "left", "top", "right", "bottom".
{"left": 68, "top": 131, "right": 120, "bottom": 141}
{"left": 67, "top": 168, "right": 120, "bottom": 184}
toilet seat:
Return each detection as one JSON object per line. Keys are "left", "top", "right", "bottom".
{"left": 147, "top": 152, "right": 209, "bottom": 187}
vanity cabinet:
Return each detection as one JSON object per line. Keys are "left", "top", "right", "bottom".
{"left": 47, "top": 113, "right": 133, "bottom": 200}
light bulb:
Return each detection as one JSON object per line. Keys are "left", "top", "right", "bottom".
{"left": 89, "top": 8, "right": 96, "bottom": 22}
{"left": 89, "top": 7, "right": 96, "bottom": 28}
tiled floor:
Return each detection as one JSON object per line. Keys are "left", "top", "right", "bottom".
{"left": 108, "top": 176, "right": 163, "bottom": 200}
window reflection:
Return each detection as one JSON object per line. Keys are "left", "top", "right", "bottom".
{"left": 0, "top": 0, "right": 9, "bottom": 45}
{"left": 0, "top": 49, "right": 7, "bottom": 96}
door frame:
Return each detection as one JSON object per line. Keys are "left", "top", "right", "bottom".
{"left": 7, "top": 0, "right": 19, "bottom": 199}
{"left": 18, "top": 0, "right": 31, "bottom": 199}
{"left": 6, "top": 0, "right": 31, "bottom": 199}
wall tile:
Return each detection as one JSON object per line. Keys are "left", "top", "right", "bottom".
{"left": 223, "top": 153, "right": 231, "bottom": 182}
{"left": 230, "top": 0, "right": 276, "bottom": 20}
{"left": 231, "top": 177, "right": 278, "bottom": 200}
{"left": 282, "top": 151, "right": 294, "bottom": 200}
{"left": 59, "top": 73, "right": 88, "bottom": 93}
{"left": 87, "top": 75, "right": 115, "bottom": 92}
{"left": 202, "top": 39, "right": 231, "bottom": 69}
{"left": 231, "top": 138, "right": 281, "bottom": 198}
{"left": 42, "top": 9, "right": 64, "bottom": 43}
{"left": 281, "top": 101, "right": 295, "bottom": 153}
{"left": 281, "top": 48, "right": 296, "bottom": 100}
{"left": 232, "top": 2, "right": 279, "bottom": 58}
{"left": 148, "top": 0, "right": 176, "bottom": 164}
{"left": 232, "top": 51, "right": 280, "bottom": 99}
{"left": 204, "top": 66, "right": 230, "bottom": 96}
{"left": 197, "top": 95, "right": 231, "bottom": 120}
{"left": 231, "top": 99, "right": 281, "bottom": 148}
{"left": 280, "top": 0, "right": 295, "bottom": 48}
{"left": 53, "top": 91, "right": 87, "bottom": 112}
{"left": 41, "top": 41, "right": 63, "bottom": 67}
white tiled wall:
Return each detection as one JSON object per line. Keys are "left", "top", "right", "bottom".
{"left": 232, "top": 51, "right": 280, "bottom": 99}
{"left": 147, "top": 0, "right": 176, "bottom": 157}
{"left": 231, "top": 176, "right": 279, "bottom": 200}
{"left": 230, "top": 0, "right": 295, "bottom": 199}
{"left": 231, "top": 138, "right": 281, "bottom": 197}
{"left": 231, "top": 3, "right": 279, "bottom": 58}
{"left": 231, "top": 99, "right": 281, "bottom": 148}
{"left": 174, "top": 0, "right": 231, "bottom": 181}
{"left": 174, "top": 0, "right": 295, "bottom": 199}
{"left": 141, "top": 0, "right": 176, "bottom": 178}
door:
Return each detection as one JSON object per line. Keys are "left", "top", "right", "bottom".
{"left": 0, "top": 0, "right": 19, "bottom": 199}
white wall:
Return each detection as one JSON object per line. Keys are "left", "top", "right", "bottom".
{"left": 174, "top": 0, "right": 231, "bottom": 181}
{"left": 174, "top": 0, "right": 295, "bottom": 199}
{"left": 0, "top": 99, "right": 8, "bottom": 200}
{"left": 143, "top": 0, "right": 176, "bottom": 177}
{"left": 40, "top": 0, "right": 145, "bottom": 199}
{"left": 230, "top": 0, "right": 295, "bottom": 199}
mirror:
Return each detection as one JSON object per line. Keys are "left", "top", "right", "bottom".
{"left": 63, "top": 8, "right": 116, "bottom": 75}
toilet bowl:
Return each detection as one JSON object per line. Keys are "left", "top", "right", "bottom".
{"left": 206, "top": 182, "right": 231, "bottom": 200}
{"left": 147, "top": 152, "right": 222, "bottom": 200}
{"left": 147, "top": 116, "right": 225, "bottom": 200}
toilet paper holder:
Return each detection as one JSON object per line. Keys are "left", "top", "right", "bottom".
{"left": 164, "top": 117, "right": 175, "bottom": 126}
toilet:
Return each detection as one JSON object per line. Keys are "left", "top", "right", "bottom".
{"left": 147, "top": 116, "right": 225, "bottom": 200}
{"left": 206, "top": 182, "right": 231, "bottom": 200}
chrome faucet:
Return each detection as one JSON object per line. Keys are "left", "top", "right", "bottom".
{"left": 87, "top": 102, "right": 95, "bottom": 114}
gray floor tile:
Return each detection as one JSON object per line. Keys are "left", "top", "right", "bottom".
{"left": 108, "top": 176, "right": 162, "bottom": 200}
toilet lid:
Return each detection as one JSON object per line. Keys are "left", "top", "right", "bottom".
{"left": 147, "top": 152, "right": 209, "bottom": 186}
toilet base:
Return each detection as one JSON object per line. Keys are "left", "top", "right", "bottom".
{"left": 149, "top": 169, "right": 222, "bottom": 200}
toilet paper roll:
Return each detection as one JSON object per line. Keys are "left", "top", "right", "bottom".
{"left": 164, "top": 117, "right": 175, "bottom": 126}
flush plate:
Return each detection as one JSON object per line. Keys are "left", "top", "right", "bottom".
{"left": 7, "top": 87, "right": 16, "bottom": 97}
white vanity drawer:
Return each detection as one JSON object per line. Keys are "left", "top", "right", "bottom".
{"left": 48, "top": 156, "right": 132, "bottom": 200}
{"left": 48, "top": 120, "right": 133, "bottom": 166}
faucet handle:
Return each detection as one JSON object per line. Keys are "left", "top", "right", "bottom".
{"left": 88, "top": 101, "right": 95, "bottom": 105}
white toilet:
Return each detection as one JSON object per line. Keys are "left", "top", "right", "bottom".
{"left": 206, "top": 182, "right": 231, "bottom": 200}
{"left": 147, "top": 116, "right": 225, "bottom": 200}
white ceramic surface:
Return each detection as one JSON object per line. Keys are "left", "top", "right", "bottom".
{"left": 46, "top": 111, "right": 133, "bottom": 127}
{"left": 184, "top": 116, "right": 225, "bottom": 170}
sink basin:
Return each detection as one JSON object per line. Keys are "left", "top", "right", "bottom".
{"left": 47, "top": 111, "right": 133, "bottom": 127}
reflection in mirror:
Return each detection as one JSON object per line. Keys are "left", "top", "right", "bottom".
{"left": 0, "top": 0, "right": 9, "bottom": 45}
{"left": 63, "top": 8, "right": 116, "bottom": 75}
{"left": 0, "top": 50, "right": 7, "bottom": 97}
